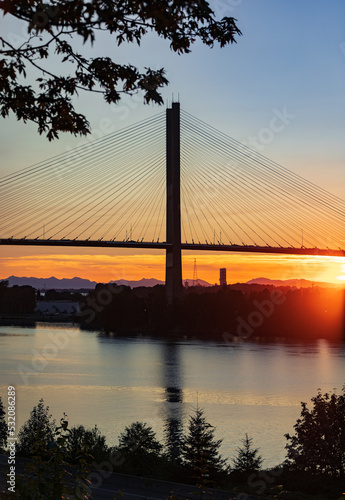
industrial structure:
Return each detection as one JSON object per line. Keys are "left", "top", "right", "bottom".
{"left": 220, "top": 268, "right": 227, "bottom": 286}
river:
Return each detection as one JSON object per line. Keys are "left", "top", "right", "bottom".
{"left": 0, "top": 323, "right": 344, "bottom": 467}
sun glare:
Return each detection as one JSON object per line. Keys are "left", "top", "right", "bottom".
{"left": 316, "top": 257, "right": 345, "bottom": 284}
{"left": 336, "top": 263, "right": 345, "bottom": 282}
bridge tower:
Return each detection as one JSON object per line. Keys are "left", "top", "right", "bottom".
{"left": 165, "top": 102, "right": 183, "bottom": 305}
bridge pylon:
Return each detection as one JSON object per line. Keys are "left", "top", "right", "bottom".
{"left": 165, "top": 102, "right": 183, "bottom": 306}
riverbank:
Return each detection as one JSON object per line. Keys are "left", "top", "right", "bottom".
{"left": 0, "top": 313, "right": 79, "bottom": 327}
{"left": 1, "top": 281, "right": 344, "bottom": 340}
{"left": 79, "top": 283, "right": 345, "bottom": 341}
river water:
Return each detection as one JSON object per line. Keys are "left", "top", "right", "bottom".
{"left": 0, "top": 323, "right": 344, "bottom": 467}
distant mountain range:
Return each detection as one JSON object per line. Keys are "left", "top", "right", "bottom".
{"left": 2, "top": 276, "right": 97, "bottom": 289}
{"left": 246, "top": 277, "right": 342, "bottom": 288}
{"left": 1, "top": 275, "right": 341, "bottom": 290}
{"left": 2, "top": 275, "right": 165, "bottom": 290}
{"left": 1, "top": 275, "right": 213, "bottom": 289}
{"left": 110, "top": 278, "right": 165, "bottom": 288}
{"left": 184, "top": 279, "right": 211, "bottom": 287}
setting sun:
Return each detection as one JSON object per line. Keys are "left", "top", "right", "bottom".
{"left": 336, "top": 263, "right": 345, "bottom": 282}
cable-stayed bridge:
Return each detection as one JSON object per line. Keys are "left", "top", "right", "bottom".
{"left": 1, "top": 103, "right": 345, "bottom": 303}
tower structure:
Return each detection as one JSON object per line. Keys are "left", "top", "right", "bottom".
{"left": 220, "top": 268, "right": 227, "bottom": 286}
{"left": 165, "top": 102, "right": 182, "bottom": 305}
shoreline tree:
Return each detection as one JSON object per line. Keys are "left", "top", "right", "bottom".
{"left": 67, "top": 424, "right": 109, "bottom": 464}
{"left": 232, "top": 433, "right": 263, "bottom": 474}
{"left": 0, "top": 1, "right": 242, "bottom": 140}
{"left": 116, "top": 421, "right": 163, "bottom": 475}
{"left": 16, "top": 398, "right": 56, "bottom": 458}
{"left": 16, "top": 413, "right": 91, "bottom": 499}
{"left": 285, "top": 387, "right": 345, "bottom": 477}
{"left": 181, "top": 407, "right": 229, "bottom": 486}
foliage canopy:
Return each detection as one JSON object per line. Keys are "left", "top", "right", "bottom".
{"left": 116, "top": 421, "right": 164, "bottom": 476}
{"left": 0, "top": 0, "right": 242, "bottom": 139}
{"left": 285, "top": 388, "right": 345, "bottom": 477}
{"left": 16, "top": 412, "right": 91, "bottom": 499}
{"left": 68, "top": 424, "right": 109, "bottom": 463}
{"left": 118, "top": 421, "right": 162, "bottom": 456}
{"left": 0, "top": 396, "right": 7, "bottom": 452}
{"left": 181, "top": 407, "right": 229, "bottom": 483}
{"left": 16, "top": 398, "right": 56, "bottom": 458}
{"left": 232, "top": 433, "right": 263, "bottom": 473}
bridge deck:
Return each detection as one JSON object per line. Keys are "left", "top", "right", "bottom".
{"left": 1, "top": 239, "right": 344, "bottom": 257}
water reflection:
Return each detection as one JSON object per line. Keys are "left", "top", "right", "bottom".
{"left": 1, "top": 326, "right": 344, "bottom": 466}
{"left": 161, "top": 342, "right": 183, "bottom": 460}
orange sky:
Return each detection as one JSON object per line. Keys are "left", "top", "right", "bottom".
{"left": 1, "top": 246, "right": 345, "bottom": 285}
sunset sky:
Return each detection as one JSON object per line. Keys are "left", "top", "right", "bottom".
{"left": 0, "top": 1, "right": 344, "bottom": 284}
{"left": 1, "top": 248, "right": 345, "bottom": 285}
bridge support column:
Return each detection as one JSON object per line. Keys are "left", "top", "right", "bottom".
{"left": 166, "top": 102, "right": 182, "bottom": 306}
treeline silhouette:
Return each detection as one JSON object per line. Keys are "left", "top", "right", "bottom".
{"left": 0, "top": 281, "right": 35, "bottom": 315}
{"left": 80, "top": 283, "right": 345, "bottom": 340}
{"left": 1, "top": 279, "right": 344, "bottom": 340}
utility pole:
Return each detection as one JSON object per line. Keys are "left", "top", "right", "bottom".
{"left": 193, "top": 258, "right": 198, "bottom": 286}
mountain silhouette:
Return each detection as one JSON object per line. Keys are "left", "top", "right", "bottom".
{"left": 1, "top": 275, "right": 340, "bottom": 290}
{"left": 2, "top": 275, "right": 164, "bottom": 289}
{"left": 246, "top": 277, "right": 341, "bottom": 288}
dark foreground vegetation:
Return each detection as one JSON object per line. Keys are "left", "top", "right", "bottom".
{"left": 0, "top": 388, "right": 344, "bottom": 499}
{"left": 0, "top": 281, "right": 36, "bottom": 316}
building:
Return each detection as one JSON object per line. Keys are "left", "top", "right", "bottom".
{"left": 219, "top": 268, "right": 227, "bottom": 286}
